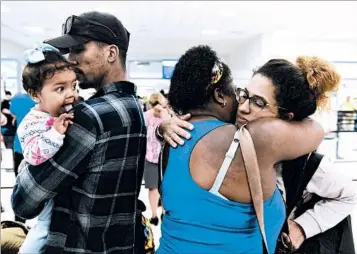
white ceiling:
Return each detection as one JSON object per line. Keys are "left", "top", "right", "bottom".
{"left": 1, "top": 1, "right": 357, "bottom": 59}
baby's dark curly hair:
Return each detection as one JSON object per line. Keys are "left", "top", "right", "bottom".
{"left": 254, "top": 57, "right": 340, "bottom": 120}
{"left": 168, "top": 45, "right": 233, "bottom": 114}
{"left": 22, "top": 51, "right": 79, "bottom": 93}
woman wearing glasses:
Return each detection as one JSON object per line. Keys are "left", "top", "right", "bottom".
{"left": 235, "top": 59, "right": 356, "bottom": 253}
{"left": 155, "top": 46, "right": 336, "bottom": 253}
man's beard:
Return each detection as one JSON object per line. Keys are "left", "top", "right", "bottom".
{"left": 76, "top": 69, "right": 104, "bottom": 90}
{"left": 79, "top": 78, "right": 96, "bottom": 90}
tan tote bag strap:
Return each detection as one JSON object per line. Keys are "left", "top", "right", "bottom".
{"left": 239, "top": 126, "right": 269, "bottom": 253}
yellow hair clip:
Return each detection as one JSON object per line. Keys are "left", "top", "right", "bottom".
{"left": 211, "top": 61, "right": 223, "bottom": 85}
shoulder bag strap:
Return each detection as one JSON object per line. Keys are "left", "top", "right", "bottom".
{"left": 240, "top": 126, "right": 269, "bottom": 254}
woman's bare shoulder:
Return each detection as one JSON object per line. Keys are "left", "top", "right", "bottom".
{"left": 203, "top": 124, "right": 237, "bottom": 148}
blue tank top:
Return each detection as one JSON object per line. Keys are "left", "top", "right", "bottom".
{"left": 157, "top": 119, "right": 286, "bottom": 253}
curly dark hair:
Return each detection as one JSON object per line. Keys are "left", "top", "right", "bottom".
{"left": 168, "top": 45, "right": 233, "bottom": 114}
{"left": 254, "top": 57, "right": 340, "bottom": 121}
{"left": 22, "top": 51, "right": 78, "bottom": 93}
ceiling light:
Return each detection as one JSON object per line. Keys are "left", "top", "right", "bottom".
{"left": 229, "top": 30, "right": 246, "bottom": 36}
{"left": 1, "top": 4, "right": 10, "bottom": 13}
{"left": 201, "top": 29, "right": 219, "bottom": 36}
{"left": 24, "top": 26, "right": 45, "bottom": 34}
{"left": 162, "top": 60, "right": 177, "bottom": 67}
{"left": 221, "top": 9, "right": 236, "bottom": 17}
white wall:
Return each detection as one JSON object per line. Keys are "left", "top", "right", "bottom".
{"left": 225, "top": 35, "right": 265, "bottom": 87}
{"left": 300, "top": 41, "right": 357, "bottom": 62}
{"left": 1, "top": 38, "right": 26, "bottom": 60}
{"left": 260, "top": 31, "right": 357, "bottom": 62}
{"left": 226, "top": 32, "right": 357, "bottom": 88}
{"left": 1, "top": 39, "right": 27, "bottom": 94}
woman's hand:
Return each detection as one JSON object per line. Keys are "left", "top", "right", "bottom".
{"left": 158, "top": 114, "right": 193, "bottom": 148}
{"left": 288, "top": 220, "right": 306, "bottom": 250}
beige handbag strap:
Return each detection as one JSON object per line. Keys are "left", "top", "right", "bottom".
{"left": 239, "top": 126, "right": 269, "bottom": 253}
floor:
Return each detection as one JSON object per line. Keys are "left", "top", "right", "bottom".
{"left": 1, "top": 134, "right": 357, "bottom": 251}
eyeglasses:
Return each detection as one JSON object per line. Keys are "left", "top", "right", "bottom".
{"left": 235, "top": 87, "right": 287, "bottom": 112}
{"left": 62, "top": 15, "right": 117, "bottom": 38}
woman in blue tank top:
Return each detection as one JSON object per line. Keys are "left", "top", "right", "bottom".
{"left": 157, "top": 46, "right": 325, "bottom": 253}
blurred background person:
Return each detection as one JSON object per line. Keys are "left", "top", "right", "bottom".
{"left": 340, "top": 96, "right": 356, "bottom": 111}
{"left": 10, "top": 92, "right": 36, "bottom": 179}
{"left": 159, "top": 89, "right": 168, "bottom": 99}
{"left": 144, "top": 92, "right": 169, "bottom": 225}
{"left": 1, "top": 112, "right": 8, "bottom": 214}
{"left": 1, "top": 91, "right": 16, "bottom": 149}
{"left": 9, "top": 92, "right": 36, "bottom": 223}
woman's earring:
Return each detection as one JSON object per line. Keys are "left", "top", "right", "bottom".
{"left": 221, "top": 101, "right": 227, "bottom": 108}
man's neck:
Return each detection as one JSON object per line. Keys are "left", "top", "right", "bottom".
{"left": 104, "top": 73, "right": 126, "bottom": 84}
{"left": 98, "top": 69, "right": 127, "bottom": 91}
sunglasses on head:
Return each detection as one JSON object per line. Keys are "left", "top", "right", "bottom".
{"left": 62, "top": 15, "right": 117, "bottom": 38}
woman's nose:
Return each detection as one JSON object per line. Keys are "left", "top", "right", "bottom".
{"left": 239, "top": 100, "right": 251, "bottom": 114}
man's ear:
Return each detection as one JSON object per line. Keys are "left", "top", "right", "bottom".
{"left": 107, "top": 45, "right": 119, "bottom": 63}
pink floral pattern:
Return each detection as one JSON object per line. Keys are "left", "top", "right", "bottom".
{"left": 17, "top": 109, "right": 65, "bottom": 166}
{"left": 46, "top": 117, "right": 55, "bottom": 129}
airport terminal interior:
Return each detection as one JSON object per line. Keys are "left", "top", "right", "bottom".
{"left": 1, "top": 1, "right": 357, "bottom": 253}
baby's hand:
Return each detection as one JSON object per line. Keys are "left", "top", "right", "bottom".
{"left": 53, "top": 113, "right": 74, "bottom": 134}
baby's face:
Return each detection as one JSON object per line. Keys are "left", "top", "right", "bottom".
{"left": 37, "top": 69, "right": 78, "bottom": 116}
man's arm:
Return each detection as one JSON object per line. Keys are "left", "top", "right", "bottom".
{"left": 11, "top": 105, "right": 97, "bottom": 219}
{"left": 294, "top": 156, "right": 357, "bottom": 239}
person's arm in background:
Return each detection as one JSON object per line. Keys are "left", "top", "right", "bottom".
{"left": 11, "top": 104, "right": 97, "bottom": 219}
{"left": 2, "top": 99, "right": 15, "bottom": 124}
{"left": 293, "top": 156, "right": 357, "bottom": 239}
{"left": 2, "top": 108, "right": 12, "bottom": 115}
{"left": 1, "top": 108, "right": 16, "bottom": 126}
{"left": 1, "top": 113, "right": 7, "bottom": 126}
